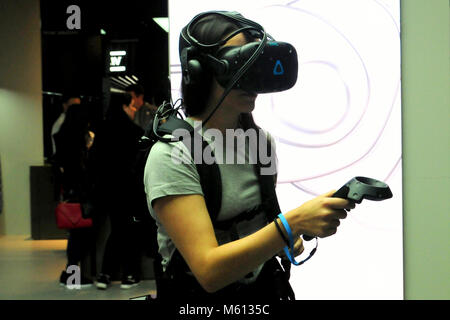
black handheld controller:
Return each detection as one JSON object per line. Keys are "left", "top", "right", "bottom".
{"left": 302, "top": 177, "right": 393, "bottom": 241}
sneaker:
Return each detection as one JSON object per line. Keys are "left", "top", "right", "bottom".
{"left": 66, "top": 277, "right": 93, "bottom": 289}
{"left": 59, "top": 270, "right": 69, "bottom": 286}
{"left": 60, "top": 270, "right": 93, "bottom": 289}
{"left": 120, "top": 275, "right": 140, "bottom": 289}
{"left": 96, "top": 274, "right": 111, "bottom": 290}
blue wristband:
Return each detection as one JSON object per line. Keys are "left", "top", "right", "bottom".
{"left": 277, "top": 213, "right": 294, "bottom": 247}
{"left": 278, "top": 213, "right": 301, "bottom": 266}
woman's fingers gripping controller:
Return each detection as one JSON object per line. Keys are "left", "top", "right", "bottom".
{"left": 296, "top": 190, "right": 350, "bottom": 239}
{"left": 329, "top": 188, "right": 356, "bottom": 211}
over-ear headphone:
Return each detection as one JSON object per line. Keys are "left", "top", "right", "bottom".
{"left": 179, "top": 46, "right": 202, "bottom": 86}
{"left": 139, "top": 11, "right": 297, "bottom": 146}
{"left": 179, "top": 11, "right": 267, "bottom": 87}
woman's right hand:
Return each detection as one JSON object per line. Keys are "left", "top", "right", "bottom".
{"left": 285, "top": 190, "right": 355, "bottom": 239}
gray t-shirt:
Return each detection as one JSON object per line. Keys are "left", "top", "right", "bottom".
{"left": 143, "top": 118, "right": 276, "bottom": 283}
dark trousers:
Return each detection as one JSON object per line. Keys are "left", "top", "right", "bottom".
{"left": 66, "top": 228, "right": 95, "bottom": 276}
{"left": 99, "top": 210, "right": 142, "bottom": 279}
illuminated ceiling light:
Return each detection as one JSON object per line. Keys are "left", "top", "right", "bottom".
{"left": 113, "top": 77, "right": 129, "bottom": 86}
{"left": 110, "top": 77, "right": 127, "bottom": 87}
{"left": 118, "top": 76, "right": 132, "bottom": 85}
{"left": 42, "top": 91, "right": 63, "bottom": 96}
{"left": 100, "top": 29, "right": 106, "bottom": 35}
{"left": 125, "top": 75, "right": 136, "bottom": 84}
{"left": 110, "top": 87, "right": 125, "bottom": 93}
{"left": 131, "top": 75, "right": 139, "bottom": 81}
{"left": 153, "top": 17, "right": 169, "bottom": 33}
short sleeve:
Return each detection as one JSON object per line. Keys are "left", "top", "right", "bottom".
{"left": 143, "top": 139, "right": 203, "bottom": 219}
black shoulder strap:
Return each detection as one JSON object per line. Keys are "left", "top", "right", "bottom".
{"left": 158, "top": 114, "right": 278, "bottom": 223}
{"left": 158, "top": 116, "right": 222, "bottom": 220}
{"left": 155, "top": 116, "right": 222, "bottom": 278}
{"left": 161, "top": 115, "right": 287, "bottom": 285}
{"left": 254, "top": 132, "right": 281, "bottom": 221}
{"left": 157, "top": 116, "right": 195, "bottom": 136}
{"left": 195, "top": 151, "right": 222, "bottom": 222}
{"left": 239, "top": 113, "right": 280, "bottom": 222}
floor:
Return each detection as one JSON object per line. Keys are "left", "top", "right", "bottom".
{"left": 0, "top": 235, "right": 156, "bottom": 300}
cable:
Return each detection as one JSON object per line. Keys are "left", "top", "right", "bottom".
{"left": 151, "top": 12, "right": 270, "bottom": 144}
{"left": 202, "top": 30, "right": 268, "bottom": 126}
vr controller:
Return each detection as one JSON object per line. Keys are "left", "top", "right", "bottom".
{"left": 303, "top": 177, "right": 393, "bottom": 241}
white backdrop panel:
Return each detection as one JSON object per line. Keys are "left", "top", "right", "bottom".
{"left": 168, "top": 0, "right": 403, "bottom": 300}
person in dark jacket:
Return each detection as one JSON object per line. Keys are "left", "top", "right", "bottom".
{"left": 91, "top": 92, "right": 145, "bottom": 289}
{"left": 54, "top": 104, "right": 96, "bottom": 288}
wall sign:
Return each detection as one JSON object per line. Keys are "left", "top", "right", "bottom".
{"left": 109, "top": 50, "right": 127, "bottom": 72}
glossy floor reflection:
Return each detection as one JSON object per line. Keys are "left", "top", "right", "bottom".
{"left": 0, "top": 236, "right": 156, "bottom": 300}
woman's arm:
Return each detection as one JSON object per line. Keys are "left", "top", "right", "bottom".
{"left": 153, "top": 190, "right": 352, "bottom": 293}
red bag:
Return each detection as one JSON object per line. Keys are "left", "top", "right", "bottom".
{"left": 55, "top": 202, "right": 93, "bottom": 229}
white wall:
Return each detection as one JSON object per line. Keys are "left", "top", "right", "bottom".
{"left": 169, "top": 0, "right": 404, "bottom": 300}
{"left": 0, "top": 0, "right": 43, "bottom": 235}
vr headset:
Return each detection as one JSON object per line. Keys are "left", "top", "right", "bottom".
{"left": 180, "top": 11, "right": 298, "bottom": 94}
{"left": 214, "top": 41, "right": 298, "bottom": 94}
{"left": 139, "top": 11, "right": 299, "bottom": 145}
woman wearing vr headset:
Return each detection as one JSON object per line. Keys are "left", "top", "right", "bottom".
{"left": 144, "top": 11, "right": 354, "bottom": 301}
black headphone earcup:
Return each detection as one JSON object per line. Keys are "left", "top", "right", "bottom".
{"left": 185, "top": 59, "right": 202, "bottom": 85}
{"left": 181, "top": 47, "right": 203, "bottom": 86}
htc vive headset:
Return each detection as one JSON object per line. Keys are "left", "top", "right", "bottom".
{"left": 179, "top": 11, "right": 298, "bottom": 94}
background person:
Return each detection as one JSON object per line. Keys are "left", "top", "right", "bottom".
{"left": 90, "top": 92, "right": 145, "bottom": 290}
{"left": 51, "top": 93, "right": 81, "bottom": 155}
{"left": 54, "top": 104, "right": 96, "bottom": 288}
{"left": 126, "top": 84, "right": 158, "bottom": 130}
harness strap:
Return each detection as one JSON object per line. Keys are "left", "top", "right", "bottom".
{"left": 157, "top": 116, "right": 223, "bottom": 220}
{"left": 213, "top": 203, "right": 264, "bottom": 230}
{"left": 157, "top": 115, "right": 292, "bottom": 298}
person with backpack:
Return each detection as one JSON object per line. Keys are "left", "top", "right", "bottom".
{"left": 143, "top": 11, "right": 355, "bottom": 301}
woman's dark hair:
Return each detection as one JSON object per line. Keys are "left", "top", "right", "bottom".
{"left": 126, "top": 84, "right": 145, "bottom": 96}
{"left": 53, "top": 104, "right": 91, "bottom": 169}
{"left": 106, "top": 92, "right": 133, "bottom": 121}
{"left": 179, "top": 14, "right": 244, "bottom": 117}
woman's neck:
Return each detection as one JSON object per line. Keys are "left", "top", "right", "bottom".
{"left": 192, "top": 102, "right": 240, "bottom": 134}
